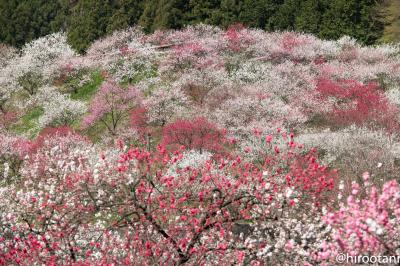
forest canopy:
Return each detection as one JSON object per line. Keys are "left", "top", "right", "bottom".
{"left": 0, "top": 0, "right": 386, "bottom": 53}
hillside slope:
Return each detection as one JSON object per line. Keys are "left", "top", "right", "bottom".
{"left": 379, "top": 0, "right": 400, "bottom": 43}
{"left": 1, "top": 26, "right": 400, "bottom": 264}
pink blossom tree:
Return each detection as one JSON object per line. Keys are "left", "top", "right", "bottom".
{"left": 0, "top": 111, "right": 17, "bottom": 130}
{"left": 82, "top": 80, "right": 140, "bottom": 135}
{"left": 321, "top": 172, "right": 400, "bottom": 262}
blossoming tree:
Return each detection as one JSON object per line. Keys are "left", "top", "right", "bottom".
{"left": 82, "top": 80, "right": 140, "bottom": 135}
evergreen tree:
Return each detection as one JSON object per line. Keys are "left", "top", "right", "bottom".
{"left": 294, "top": 0, "right": 324, "bottom": 34}
{"left": 107, "top": 0, "right": 145, "bottom": 33}
{"left": 210, "top": 0, "right": 242, "bottom": 27}
{"left": 67, "top": 0, "right": 114, "bottom": 53}
{"left": 269, "top": 0, "right": 299, "bottom": 31}
{"left": 319, "top": 0, "right": 359, "bottom": 39}
{"left": 238, "top": 0, "right": 279, "bottom": 29}
{"left": 139, "top": 0, "right": 157, "bottom": 32}
{"left": 154, "top": 0, "right": 188, "bottom": 29}
{"left": 319, "top": 0, "right": 383, "bottom": 44}
{"left": 187, "top": 0, "right": 220, "bottom": 25}
{"left": 354, "top": 0, "right": 384, "bottom": 44}
{"left": 139, "top": 0, "right": 189, "bottom": 32}
{"left": 0, "top": 0, "right": 66, "bottom": 47}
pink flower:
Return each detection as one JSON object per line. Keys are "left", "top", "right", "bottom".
{"left": 198, "top": 192, "right": 204, "bottom": 202}
{"left": 285, "top": 239, "right": 295, "bottom": 251}
{"left": 351, "top": 183, "right": 360, "bottom": 195}
{"left": 265, "top": 135, "right": 273, "bottom": 144}
{"left": 236, "top": 251, "right": 245, "bottom": 262}
{"left": 362, "top": 172, "right": 370, "bottom": 181}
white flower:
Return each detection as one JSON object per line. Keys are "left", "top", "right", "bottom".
{"left": 285, "top": 188, "right": 293, "bottom": 198}
{"left": 338, "top": 181, "right": 345, "bottom": 190}
{"left": 32, "top": 86, "right": 86, "bottom": 128}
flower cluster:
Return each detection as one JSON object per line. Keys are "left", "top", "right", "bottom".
{"left": 0, "top": 131, "right": 339, "bottom": 264}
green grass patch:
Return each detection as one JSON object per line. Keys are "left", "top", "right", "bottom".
{"left": 79, "top": 113, "right": 116, "bottom": 142}
{"left": 10, "top": 106, "right": 44, "bottom": 137}
{"left": 70, "top": 70, "right": 104, "bottom": 101}
{"left": 82, "top": 120, "right": 109, "bottom": 143}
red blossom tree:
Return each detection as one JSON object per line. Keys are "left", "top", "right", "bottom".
{"left": 130, "top": 106, "right": 150, "bottom": 139}
{"left": 316, "top": 78, "right": 400, "bottom": 132}
{"left": 28, "top": 126, "right": 87, "bottom": 156}
{"left": 224, "top": 24, "right": 255, "bottom": 53}
{"left": 161, "top": 117, "right": 226, "bottom": 153}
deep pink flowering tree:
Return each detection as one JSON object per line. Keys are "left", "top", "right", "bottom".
{"left": 130, "top": 106, "right": 150, "bottom": 139}
{"left": 223, "top": 24, "right": 255, "bottom": 54}
{"left": 161, "top": 117, "right": 226, "bottom": 153}
{"left": 316, "top": 78, "right": 400, "bottom": 132}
